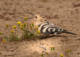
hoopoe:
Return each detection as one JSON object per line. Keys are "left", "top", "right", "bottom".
{"left": 33, "top": 14, "right": 76, "bottom": 36}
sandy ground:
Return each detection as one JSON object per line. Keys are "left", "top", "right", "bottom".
{"left": 0, "top": 0, "right": 80, "bottom": 57}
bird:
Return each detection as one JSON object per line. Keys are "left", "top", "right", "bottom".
{"left": 33, "top": 14, "right": 76, "bottom": 36}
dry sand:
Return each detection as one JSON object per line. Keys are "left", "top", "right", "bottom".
{"left": 0, "top": 0, "right": 80, "bottom": 57}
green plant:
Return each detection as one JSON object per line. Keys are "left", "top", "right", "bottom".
{"left": 50, "top": 47, "right": 55, "bottom": 51}
{"left": 60, "top": 53, "right": 64, "bottom": 57}
{"left": 41, "top": 53, "right": 45, "bottom": 57}
{"left": 21, "top": 29, "right": 35, "bottom": 40}
{"left": 0, "top": 16, "right": 41, "bottom": 42}
{"left": 66, "top": 49, "right": 72, "bottom": 53}
{"left": 9, "top": 33, "right": 19, "bottom": 41}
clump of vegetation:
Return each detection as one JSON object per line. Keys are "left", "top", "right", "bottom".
{"left": 65, "top": 49, "right": 72, "bottom": 53}
{"left": 40, "top": 51, "right": 49, "bottom": 57}
{"left": 50, "top": 47, "right": 55, "bottom": 51}
{"left": 60, "top": 53, "right": 64, "bottom": 57}
{"left": 0, "top": 16, "right": 40, "bottom": 42}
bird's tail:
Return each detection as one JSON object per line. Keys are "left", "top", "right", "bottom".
{"left": 62, "top": 29, "right": 77, "bottom": 35}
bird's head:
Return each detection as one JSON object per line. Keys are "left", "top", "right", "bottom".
{"left": 34, "top": 14, "right": 47, "bottom": 23}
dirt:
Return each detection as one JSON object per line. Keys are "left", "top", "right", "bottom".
{"left": 0, "top": 0, "right": 80, "bottom": 57}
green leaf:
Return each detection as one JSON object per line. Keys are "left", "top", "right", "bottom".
{"left": 41, "top": 53, "right": 44, "bottom": 57}
{"left": 50, "top": 47, "right": 55, "bottom": 51}
{"left": 66, "top": 49, "right": 72, "bottom": 53}
{"left": 24, "top": 17, "right": 28, "bottom": 21}
{"left": 0, "top": 32, "right": 3, "bottom": 35}
{"left": 31, "top": 24, "right": 34, "bottom": 27}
